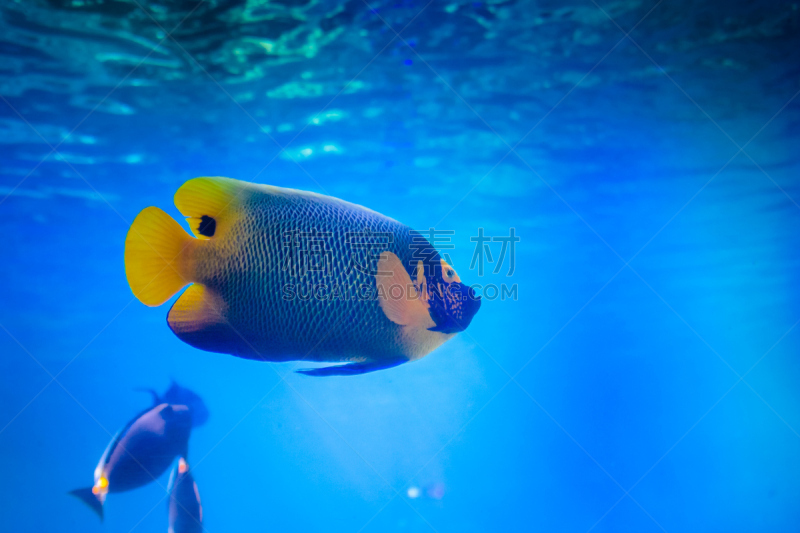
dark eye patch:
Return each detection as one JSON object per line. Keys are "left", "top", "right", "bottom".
{"left": 198, "top": 215, "right": 216, "bottom": 237}
{"left": 446, "top": 269, "right": 454, "bottom": 278}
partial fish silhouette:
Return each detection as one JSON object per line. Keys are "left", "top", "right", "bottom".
{"left": 168, "top": 458, "right": 203, "bottom": 533}
{"left": 139, "top": 381, "right": 209, "bottom": 427}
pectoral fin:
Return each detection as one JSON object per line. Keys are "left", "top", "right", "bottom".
{"left": 296, "top": 359, "right": 406, "bottom": 376}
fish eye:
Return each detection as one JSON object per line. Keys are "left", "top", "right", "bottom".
{"left": 440, "top": 259, "right": 461, "bottom": 283}
{"left": 198, "top": 215, "right": 216, "bottom": 237}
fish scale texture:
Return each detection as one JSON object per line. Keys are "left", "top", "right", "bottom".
{"left": 181, "top": 187, "right": 445, "bottom": 363}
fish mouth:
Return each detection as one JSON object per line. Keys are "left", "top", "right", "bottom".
{"left": 427, "top": 284, "right": 481, "bottom": 334}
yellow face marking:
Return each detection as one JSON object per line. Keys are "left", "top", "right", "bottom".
{"left": 440, "top": 259, "right": 461, "bottom": 283}
{"left": 415, "top": 260, "right": 429, "bottom": 307}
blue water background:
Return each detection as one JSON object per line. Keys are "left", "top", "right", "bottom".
{"left": 1, "top": 0, "right": 800, "bottom": 531}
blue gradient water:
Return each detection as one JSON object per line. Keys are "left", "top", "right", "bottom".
{"left": 2, "top": 1, "right": 800, "bottom": 531}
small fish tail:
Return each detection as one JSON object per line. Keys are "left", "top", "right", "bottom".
{"left": 69, "top": 487, "right": 104, "bottom": 521}
{"left": 125, "top": 206, "right": 196, "bottom": 306}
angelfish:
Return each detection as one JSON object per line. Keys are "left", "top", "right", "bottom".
{"left": 70, "top": 403, "right": 192, "bottom": 520}
{"left": 168, "top": 458, "right": 203, "bottom": 533}
{"left": 124, "top": 177, "right": 481, "bottom": 376}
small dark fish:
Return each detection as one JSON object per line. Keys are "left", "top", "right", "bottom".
{"left": 168, "top": 458, "right": 203, "bottom": 533}
{"left": 140, "top": 381, "right": 209, "bottom": 427}
{"left": 70, "top": 403, "right": 192, "bottom": 521}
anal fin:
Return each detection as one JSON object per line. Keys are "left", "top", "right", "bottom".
{"left": 168, "top": 285, "right": 226, "bottom": 333}
{"left": 296, "top": 359, "right": 406, "bottom": 376}
{"left": 167, "top": 285, "right": 239, "bottom": 354}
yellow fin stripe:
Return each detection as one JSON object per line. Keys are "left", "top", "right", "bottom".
{"left": 174, "top": 177, "right": 249, "bottom": 239}
{"left": 167, "top": 284, "right": 227, "bottom": 334}
{"left": 174, "top": 176, "right": 241, "bottom": 216}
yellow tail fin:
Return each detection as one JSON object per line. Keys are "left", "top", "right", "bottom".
{"left": 125, "top": 207, "right": 195, "bottom": 307}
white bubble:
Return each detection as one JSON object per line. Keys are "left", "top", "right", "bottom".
{"left": 407, "top": 486, "right": 420, "bottom": 499}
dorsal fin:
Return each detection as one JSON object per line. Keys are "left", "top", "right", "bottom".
{"left": 134, "top": 388, "right": 161, "bottom": 406}
{"left": 174, "top": 177, "right": 250, "bottom": 239}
